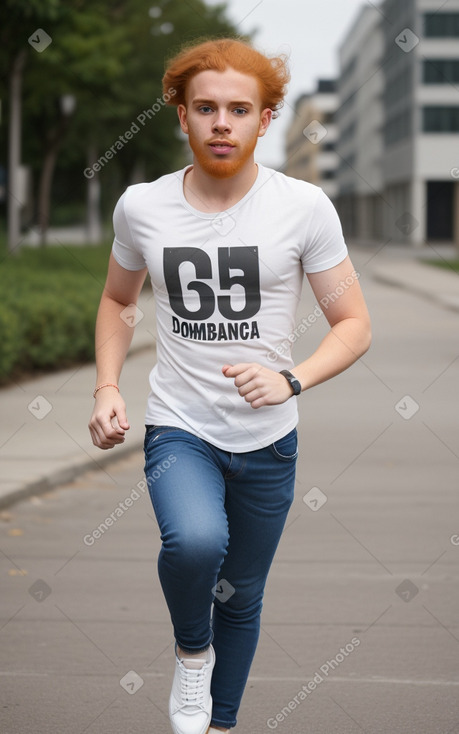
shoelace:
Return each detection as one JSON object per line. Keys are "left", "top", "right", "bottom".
{"left": 179, "top": 665, "right": 206, "bottom": 705}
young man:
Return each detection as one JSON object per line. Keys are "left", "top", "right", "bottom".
{"left": 89, "top": 38, "right": 371, "bottom": 734}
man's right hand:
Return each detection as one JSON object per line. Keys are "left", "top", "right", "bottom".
{"left": 89, "top": 389, "right": 130, "bottom": 450}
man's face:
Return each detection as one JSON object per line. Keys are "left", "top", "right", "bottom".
{"left": 177, "top": 67, "right": 272, "bottom": 179}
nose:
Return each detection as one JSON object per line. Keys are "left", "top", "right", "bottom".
{"left": 212, "top": 108, "right": 231, "bottom": 134}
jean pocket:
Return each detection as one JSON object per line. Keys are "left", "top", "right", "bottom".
{"left": 270, "top": 428, "right": 298, "bottom": 462}
{"left": 144, "top": 424, "right": 187, "bottom": 449}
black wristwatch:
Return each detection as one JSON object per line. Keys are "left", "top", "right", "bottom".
{"left": 279, "top": 370, "right": 302, "bottom": 396}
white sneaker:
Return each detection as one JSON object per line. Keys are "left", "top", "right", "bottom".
{"left": 169, "top": 644, "right": 215, "bottom": 734}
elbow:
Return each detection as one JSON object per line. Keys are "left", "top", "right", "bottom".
{"left": 359, "top": 319, "right": 372, "bottom": 356}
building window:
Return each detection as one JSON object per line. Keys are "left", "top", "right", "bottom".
{"left": 423, "top": 106, "right": 459, "bottom": 132}
{"left": 423, "top": 59, "right": 459, "bottom": 84}
{"left": 424, "top": 13, "right": 459, "bottom": 37}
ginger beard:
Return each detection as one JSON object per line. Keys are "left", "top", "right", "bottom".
{"left": 187, "top": 125, "right": 260, "bottom": 180}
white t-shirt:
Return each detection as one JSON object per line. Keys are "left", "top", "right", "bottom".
{"left": 112, "top": 163, "right": 348, "bottom": 452}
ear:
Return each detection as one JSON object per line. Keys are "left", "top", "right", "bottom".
{"left": 177, "top": 104, "right": 189, "bottom": 135}
{"left": 258, "top": 107, "right": 273, "bottom": 138}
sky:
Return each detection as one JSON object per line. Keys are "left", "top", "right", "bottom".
{"left": 205, "top": 0, "right": 370, "bottom": 167}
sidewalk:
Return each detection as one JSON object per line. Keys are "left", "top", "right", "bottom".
{"left": 0, "top": 289, "right": 157, "bottom": 510}
{"left": 361, "top": 241, "right": 459, "bottom": 312}
{"left": 0, "top": 242, "right": 457, "bottom": 510}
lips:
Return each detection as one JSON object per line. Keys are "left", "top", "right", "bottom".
{"left": 209, "top": 141, "right": 235, "bottom": 155}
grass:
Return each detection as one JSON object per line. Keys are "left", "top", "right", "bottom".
{"left": 0, "top": 235, "right": 112, "bottom": 279}
{"left": 422, "top": 258, "right": 459, "bottom": 273}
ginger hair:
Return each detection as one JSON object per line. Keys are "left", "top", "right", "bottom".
{"left": 162, "top": 37, "right": 290, "bottom": 118}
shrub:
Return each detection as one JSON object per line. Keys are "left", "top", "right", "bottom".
{"left": 0, "top": 243, "right": 110, "bottom": 384}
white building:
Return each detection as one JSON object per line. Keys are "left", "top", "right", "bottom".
{"left": 335, "top": 0, "right": 459, "bottom": 246}
{"left": 336, "top": 5, "right": 385, "bottom": 240}
{"left": 284, "top": 80, "right": 339, "bottom": 199}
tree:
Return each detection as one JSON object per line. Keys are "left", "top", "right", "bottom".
{"left": 20, "top": 1, "right": 132, "bottom": 245}
{"left": 0, "top": 0, "right": 63, "bottom": 252}
{"left": 0, "top": 0, "right": 242, "bottom": 248}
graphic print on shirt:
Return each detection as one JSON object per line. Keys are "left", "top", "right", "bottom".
{"left": 163, "top": 246, "right": 261, "bottom": 341}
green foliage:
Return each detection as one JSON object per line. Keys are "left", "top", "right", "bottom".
{"left": 0, "top": 308, "right": 24, "bottom": 380}
{"left": 0, "top": 1, "right": 245, "bottom": 380}
{"left": 0, "top": 243, "right": 111, "bottom": 384}
{"left": 422, "top": 258, "right": 459, "bottom": 273}
{"left": 0, "top": 0, "right": 243, "bottom": 225}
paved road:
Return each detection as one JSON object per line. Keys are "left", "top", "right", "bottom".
{"left": 1, "top": 246, "right": 459, "bottom": 734}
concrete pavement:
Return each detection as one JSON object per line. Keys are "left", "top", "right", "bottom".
{"left": 0, "top": 288, "right": 157, "bottom": 510}
{"left": 363, "top": 241, "right": 459, "bottom": 312}
{"left": 0, "top": 241, "right": 457, "bottom": 511}
{"left": 1, "top": 242, "right": 458, "bottom": 733}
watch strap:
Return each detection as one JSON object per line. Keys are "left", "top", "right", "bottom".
{"left": 279, "top": 369, "right": 302, "bottom": 396}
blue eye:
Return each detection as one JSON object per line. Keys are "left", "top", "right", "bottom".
{"left": 199, "top": 106, "right": 213, "bottom": 113}
{"left": 234, "top": 108, "right": 247, "bottom": 115}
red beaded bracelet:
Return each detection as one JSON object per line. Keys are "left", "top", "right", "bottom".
{"left": 93, "top": 383, "right": 119, "bottom": 398}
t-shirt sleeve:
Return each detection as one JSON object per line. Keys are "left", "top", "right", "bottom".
{"left": 301, "top": 187, "right": 348, "bottom": 274}
{"left": 111, "top": 190, "right": 147, "bottom": 271}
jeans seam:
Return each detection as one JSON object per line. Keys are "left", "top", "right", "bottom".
{"left": 224, "top": 453, "right": 247, "bottom": 479}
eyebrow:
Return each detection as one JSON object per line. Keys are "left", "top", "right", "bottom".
{"left": 192, "top": 98, "right": 254, "bottom": 108}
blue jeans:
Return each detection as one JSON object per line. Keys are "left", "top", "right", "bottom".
{"left": 144, "top": 425, "right": 297, "bottom": 729}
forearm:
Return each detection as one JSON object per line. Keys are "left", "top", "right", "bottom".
{"left": 94, "top": 291, "right": 137, "bottom": 386}
{"left": 292, "top": 317, "right": 371, "bottom": 391}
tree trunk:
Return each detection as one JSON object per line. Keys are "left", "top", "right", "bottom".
{"left": 7, "top": 49, "right": 26, "bottom": 255}
{"left": 86, "top": 144, "right": 103, "bottom": 244}
{"left": 37, "top": 115, "right": 71, "bottom": 246}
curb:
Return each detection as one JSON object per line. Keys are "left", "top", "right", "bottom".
{"left": 0, "top": 341, "right": 154, "bottom": 512}
{"left": 0, "top": 439, "right": 145, "bottom": 512}
{"left": 369, "top": 269, "right": 459, "bottom": 313}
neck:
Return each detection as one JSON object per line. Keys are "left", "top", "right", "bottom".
{"left": 184, "top": 159, "right": 258, "bottom": 213}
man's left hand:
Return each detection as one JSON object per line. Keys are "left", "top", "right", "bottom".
{"left": 222, "top": 363, "right": 294, "bottom": 409}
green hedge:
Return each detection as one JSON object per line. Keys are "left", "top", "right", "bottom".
{"left": 0, "top": 243, "right": 111, "bottom": 385}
